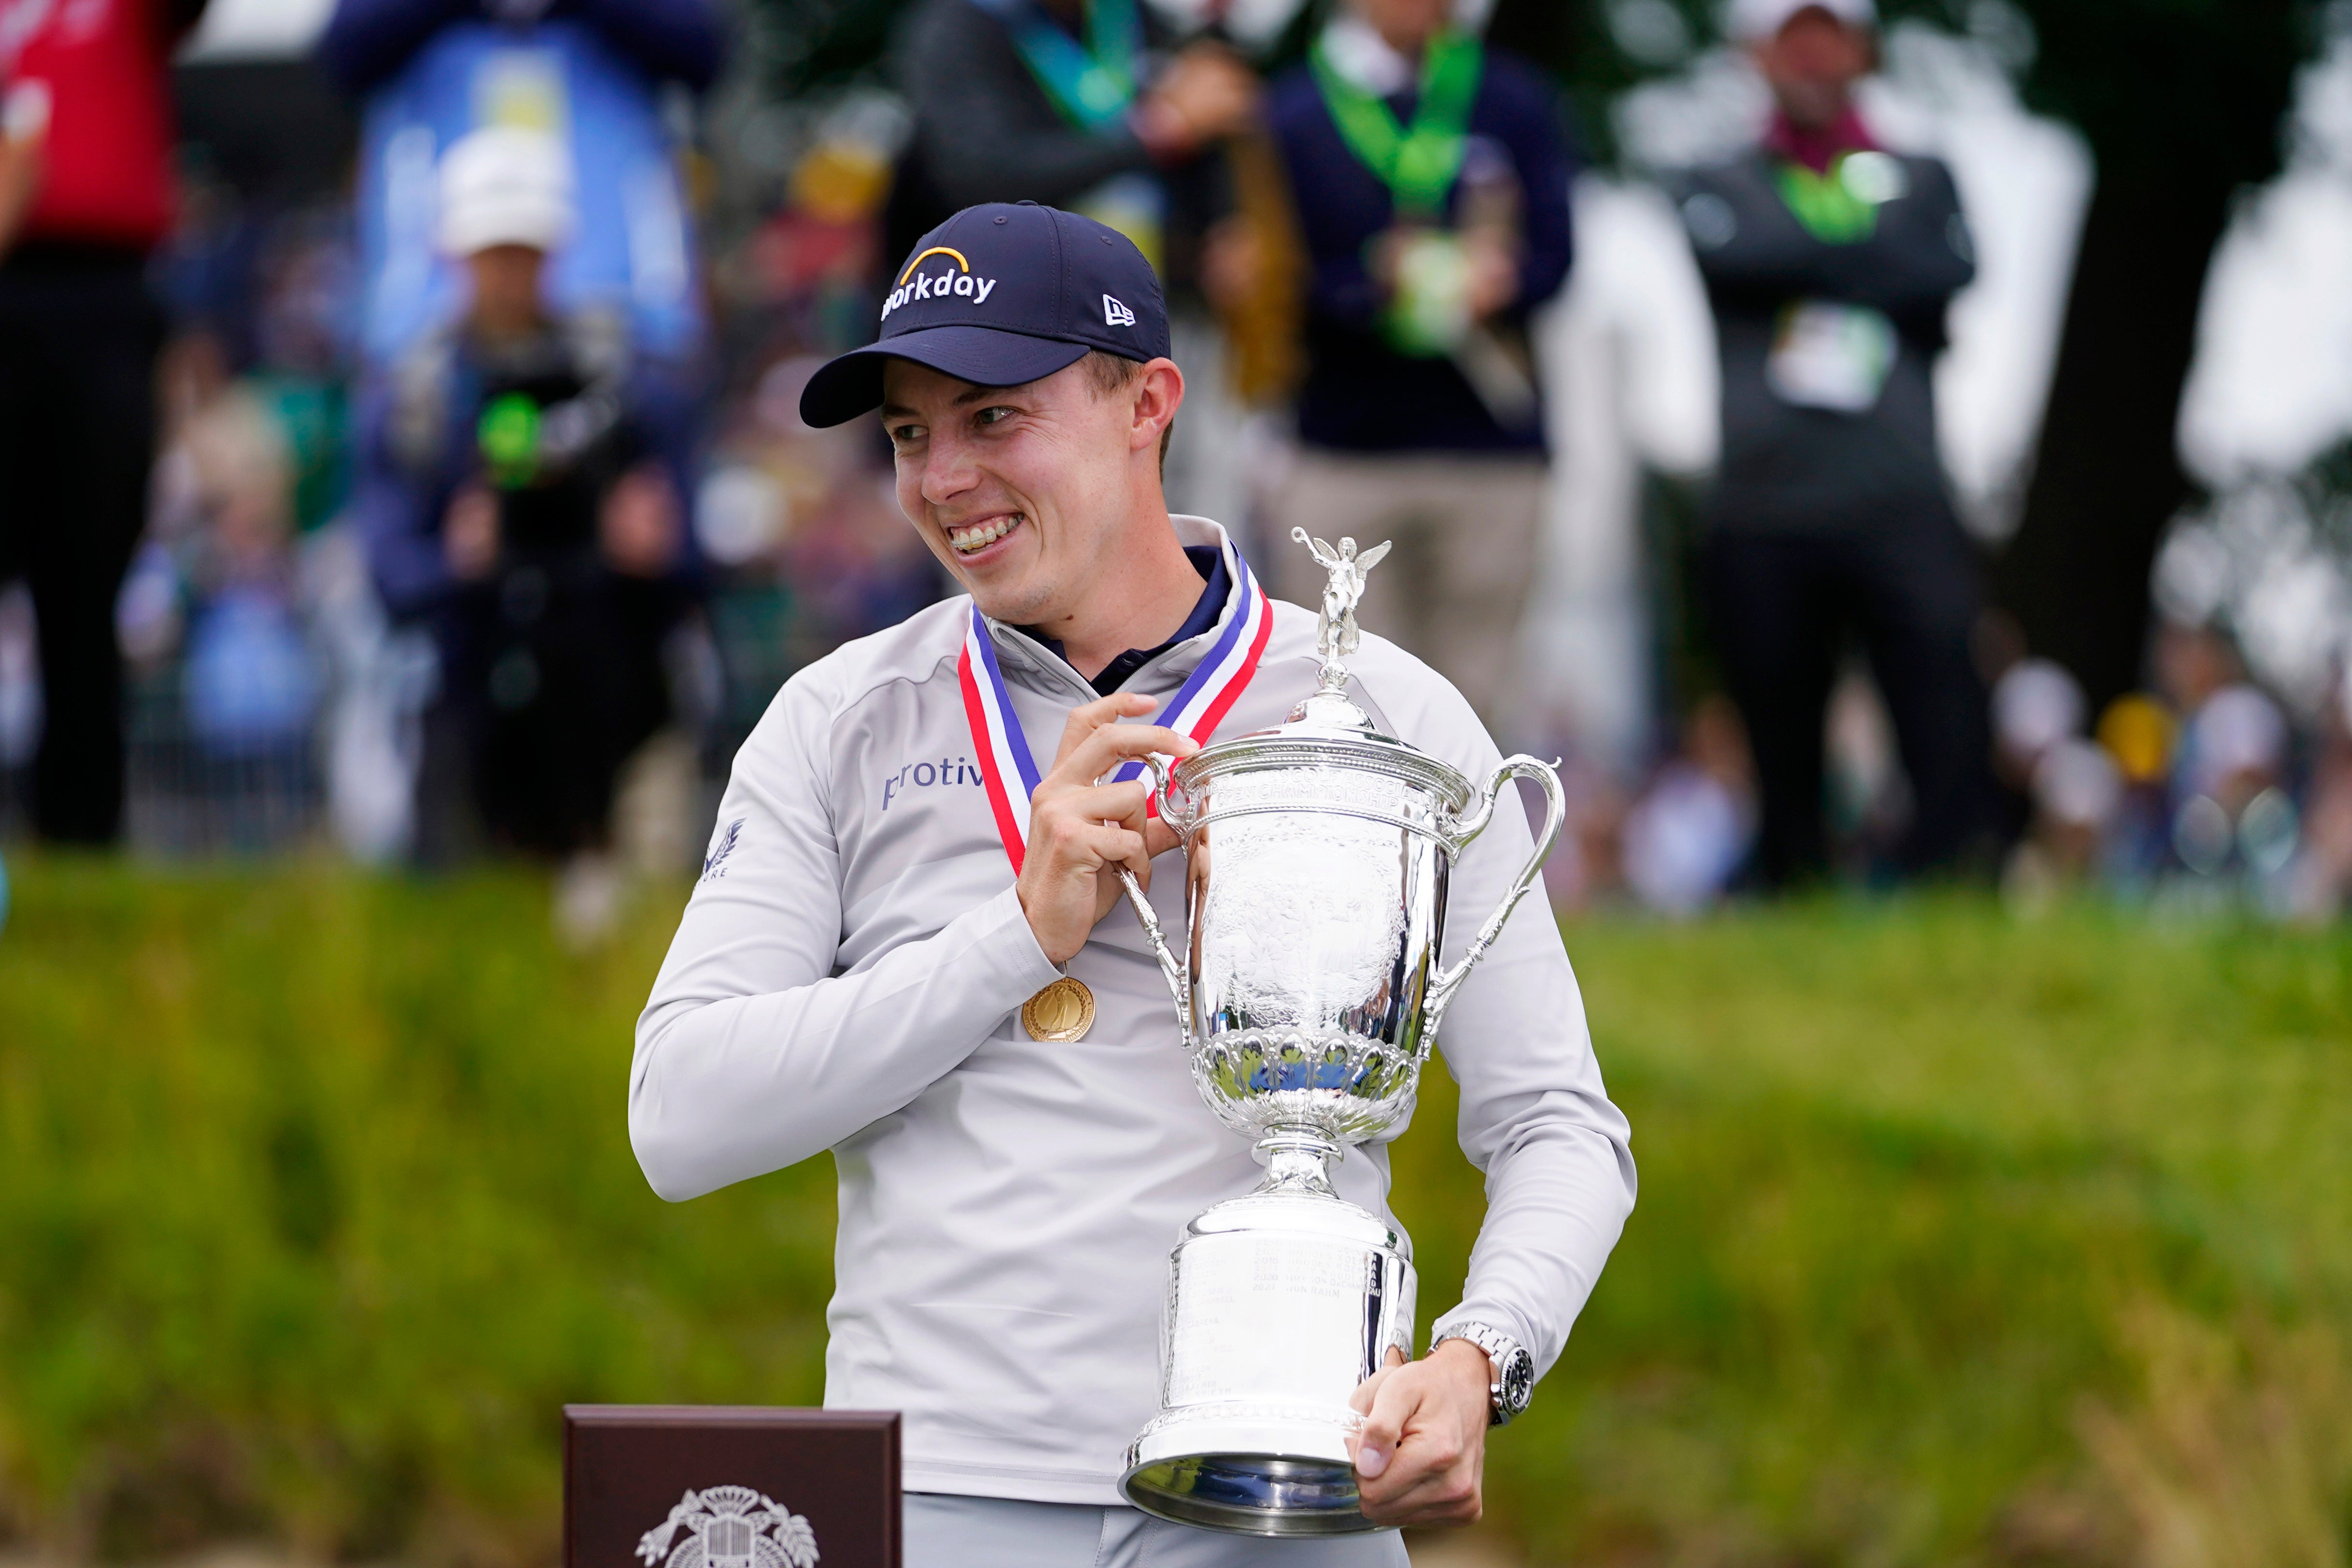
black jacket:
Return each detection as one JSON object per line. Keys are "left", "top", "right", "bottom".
{"left": 886, "top": 0, "right": 1225, "bottom": 301}
{"left": 1676, "top": 149, "right": 1974, "bottom": 534}
{"left": 1266, "top": 46, "right": 1576, "bottom": 455}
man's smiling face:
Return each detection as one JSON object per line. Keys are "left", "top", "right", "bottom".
{"left": 881, "top": 356, "right": 1139, "bottom": 628}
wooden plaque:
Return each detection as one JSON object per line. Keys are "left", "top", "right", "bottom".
{"left": 564, "top": 1406, "right": 900, "bottom": 1568}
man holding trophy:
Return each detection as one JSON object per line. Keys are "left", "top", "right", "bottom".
{"left": 632, "top": 203, "right": 1633, "bottom": 1565}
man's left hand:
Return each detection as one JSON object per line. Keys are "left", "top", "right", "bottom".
{"left": 0, "top": 83, "right": 48, "bottom": 262}
{"left": 1347, "top": 1336, "right": 1491, "bottom": 1526}
{"left": 1135, "top": 43, "right": 1258, "bottom": 158}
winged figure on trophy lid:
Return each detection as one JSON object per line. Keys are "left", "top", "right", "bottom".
{"left": 1291, "top": 528, "right": 1390, "bottom": 682}
{"left": 634, "top": 1485, "right": 818, "bottom": 1568}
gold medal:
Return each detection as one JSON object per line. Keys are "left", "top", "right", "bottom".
{"left": 1022, "top": 975, "right": 1096, "bottom": 1042}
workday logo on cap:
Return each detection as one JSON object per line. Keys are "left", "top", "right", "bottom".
{"left": 799, "top": 202, "right": 1173, "bottom": 428}
{"left": 880, "top": 245, "right": 1000, "bottom": 322}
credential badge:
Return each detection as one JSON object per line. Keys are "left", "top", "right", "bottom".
{"left": 635, "top": 1486, "right": 818, "bottom": 1568}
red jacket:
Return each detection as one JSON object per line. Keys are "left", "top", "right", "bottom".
{"left": 4, "top": 0, "right": 184, "bottom": 250}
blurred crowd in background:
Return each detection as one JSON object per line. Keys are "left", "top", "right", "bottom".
{"left": 1, "top": 0, "right": 2351, "bottom": 936}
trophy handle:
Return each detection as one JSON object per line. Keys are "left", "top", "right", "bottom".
{"left": 1111, "top": 753, "right": 1190, "bottom": 1030}
{"left": 1147, "top": 748, "right": 1194, "bottom": 833}
{"left": 1423, "top": 755, "right": 1566, "bottom": 1044}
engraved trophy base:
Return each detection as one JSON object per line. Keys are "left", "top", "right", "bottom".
{"left": 1121, "top": 1134, "right": 1416, "bottom": 1537}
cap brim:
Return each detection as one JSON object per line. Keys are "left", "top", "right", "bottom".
{"left": 799, "top": 326, "right": 1095, "bottom": 428}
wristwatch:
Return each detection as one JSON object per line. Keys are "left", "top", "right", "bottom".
{"left": 1435, "top": 1323, "right": 1535, "bottom": 1427}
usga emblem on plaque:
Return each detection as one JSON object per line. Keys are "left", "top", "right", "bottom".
{"left": 635, "top": 1487, "right": 819, "bottom": 1568}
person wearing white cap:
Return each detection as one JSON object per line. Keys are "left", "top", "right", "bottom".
{"left": 354, "top": 124, "right": 699, "bottom": 929}
{"left": 438, "top": 123, "right": 576, "bottom": 253}
{"left": 1673, "top": 0, "right": 1995, "bottom": 889}
{"left": 428, "top": 127, "right": 584, "bottom": 396}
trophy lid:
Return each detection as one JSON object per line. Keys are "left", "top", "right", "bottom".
{"left": 1165, "top": 529, "right": 1476, "bottom": 810}
{"left": 1273, "top": 528, "right": 1389, "bottom": 740}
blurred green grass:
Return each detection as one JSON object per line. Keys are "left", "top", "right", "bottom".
{"left": 0, "top": 860, "right": 2347, "bottom": 1566}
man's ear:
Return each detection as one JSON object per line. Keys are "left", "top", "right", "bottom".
{"left": 1132, "top": 357, "right": 1186, "bottom": 455}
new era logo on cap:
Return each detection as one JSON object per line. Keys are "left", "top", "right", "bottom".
{"left": 799, "top": 202, "right": 1172, "bottom": 428}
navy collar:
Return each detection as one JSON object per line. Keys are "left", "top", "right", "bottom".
{"left": 1023, "top": 545, "right": 1229, "bottom": 697}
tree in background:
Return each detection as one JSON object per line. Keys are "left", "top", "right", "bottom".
{"left": 1485, "top": 0, "right": 2316, "bottom": 710}
{"left": 1992, "top": 0, "right": 2310, "bottom": 708}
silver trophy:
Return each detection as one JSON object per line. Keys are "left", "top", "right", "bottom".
{"left": 1113, "top": 529, "right": 1565, "bottom": 1536}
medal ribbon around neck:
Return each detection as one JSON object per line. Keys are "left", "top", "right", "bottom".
{"left": 958, "top": 537, "right": 1273, "bottom": 875}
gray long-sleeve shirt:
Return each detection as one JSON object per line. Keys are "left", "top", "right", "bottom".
{"left": 632, "top": 516, "right": 1634, "bottom": 1503}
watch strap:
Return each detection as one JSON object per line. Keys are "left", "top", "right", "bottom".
{"left": 1434, "top": 1322, "right": 1532, "bottom": 1427}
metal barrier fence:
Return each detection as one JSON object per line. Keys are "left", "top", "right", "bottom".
{"left": 0, "top": 651, "right": 327, "bottom": 858}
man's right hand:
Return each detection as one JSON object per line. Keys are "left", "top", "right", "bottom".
{"left": 1016, "top": 693, "right": 1198, "bottom": 965}
{"left": 1136, "top": 44, "right": 1259, "bottom": 159}
{"left": 1463, "top": 231, "right": 1521, "bottom": 321}
{"left": 443, "top": 484, "right": 501, "bottom": 580}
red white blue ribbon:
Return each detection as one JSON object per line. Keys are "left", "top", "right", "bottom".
{"left": 958, "top": 537, "right": 1273, "bottom": 872}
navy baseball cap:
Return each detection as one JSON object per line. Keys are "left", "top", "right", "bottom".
{"left": 799, "top": 201, "right": 1172, "bottom": 428}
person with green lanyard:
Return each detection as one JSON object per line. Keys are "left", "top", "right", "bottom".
{"left": 889, "top": 0, "right": 1261, "bottom": 524}
{"left": 1674, "top": 0, "right": 1995, "bottom": 891}
{"left": 1263, "top": 0, "right": 1576, "bottom": 732}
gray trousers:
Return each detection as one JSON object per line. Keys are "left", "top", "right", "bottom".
{"left": 1266, "top": 451, "right": 1548, "bottom": 732}
{"left": 905, "top": 1493, "right": 1413, "bottom": 1568}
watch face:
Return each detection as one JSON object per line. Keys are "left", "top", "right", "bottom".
{"left": 1499, "top": 1348, "right": 1535, "bottom": 1413}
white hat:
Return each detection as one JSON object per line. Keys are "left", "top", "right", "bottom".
{"left": 438, "top": 126, "right": 576, "bottom": 258}
{"left": 2188, "top": 683, "right": 2286, "bottom": 793}
{"left": 2032, "top": 738, "right": 2122, "bottom": 830}
{"left": 1725, "top": 0, "right": 1877, "bottom": 42}
{"left": 1992, "top": 657, "right": 2086, "bottom": 764}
